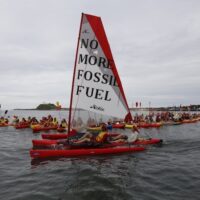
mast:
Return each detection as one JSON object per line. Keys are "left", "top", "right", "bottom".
{"left": 68, "top": 13, "right": 84, "bottom": 134}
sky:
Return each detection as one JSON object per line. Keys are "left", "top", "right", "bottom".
{"left": 0, "top": 0, "right": 200, "bottom": 110}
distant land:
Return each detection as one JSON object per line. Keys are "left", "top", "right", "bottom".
{"left": 131, "top": 104, "right": 200, "bottom": 112}
{"left": 13, "top": 103, "right": 200, "bottom": 111}
{"left": 14, "top": 103, "right": 69, "bottom": 111}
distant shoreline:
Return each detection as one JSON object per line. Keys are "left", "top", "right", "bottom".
{"left": 13, "top": 108, "right": 70, "bottom": 111}
{"left": 12, "top": 106, "right": 200, "bottom": 112}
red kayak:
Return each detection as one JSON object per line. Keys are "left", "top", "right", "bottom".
{"left": 57, "top": 127, "right": 67, "bottom": 132}
{"left": 41, "top": 130, "right": 77, "bottom": 140}
{"left": 41, "top": 131, "right": 118, "bottom": 140}
{"left": 30, "top": 146, "right": 145, "bottom": 159}
{"left": 134, "top": 138, "right": 162, "bottom": 145}
{"left": 32, "top": 138, "right": 162, "bottom": 148}
{"left": 181, "top": 119, "right": 198, "bottom": 124}
{"left": 15, "top": 124, "right": 30, "bottom": 129}
{"left": 41, "top": 133, "right": 69, "bottom": 140}
{"left": 32, "top": 126, "right": 58, "bottom": 133}
{"left": 112, "top": 124, "right": 125, "bottom": 129}
{"left": 32, "top": 139, "right": 58, "bottom": 147}
{"left": 0, "top": 124, "right": 9, "bottom": 127}
{"left": 138, "top": 123, "right": 162, "bottom": 128}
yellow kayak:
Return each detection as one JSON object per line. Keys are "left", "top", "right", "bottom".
{"left": 125, "top": 124, "right": 138, "bottom": 129}
{"left": 125, "top": 124, "right": 134, "bottom": 129}
{"left": 87, "top": 126, "right": 102, "bottom": 131}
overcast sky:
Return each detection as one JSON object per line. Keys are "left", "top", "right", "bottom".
{"left": 0, "top": 0, "right": 200, "bottom": 109}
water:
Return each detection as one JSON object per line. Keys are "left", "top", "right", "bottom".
{"left": 0, "top": 111, "right": 200, "bottom": 200}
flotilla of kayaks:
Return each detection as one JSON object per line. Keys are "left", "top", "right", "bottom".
{"left": 2, "top": 118, "right": 199, "bottom": 131}
{"left": 1, "top": 13, "right": 200, "bottom": 161}
{"left": 1, "top": 113, "right": 199, "bottom": 160}
{"left": 1, "top": 117, "right": 199, "bottom": 160}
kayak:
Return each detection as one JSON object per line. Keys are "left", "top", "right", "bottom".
{"left": 30, "top": 124, "right": 40, "bottom": 129}
{"left": 112, "top": 124, "right": 125, "bottom": 129}
{"left": 41, "top": 131, "right": 120, "bottom": 140}
{"left": 30, "top": 146, "right": 145, "bottom": 159}
{"left": 87, "top": 126, "right": 102, "bottom": 131}
{"left": 42, "top": 133, "right": 69, "bottom": 140}
{"left": 138, "top": 123, "right": 162, "bottom": 128}
{"left": 161, "top": 121, "right": 182, "bottom": 126}
{"left": 57, "top": 127, "right": 67, "bottom": 132}
{"left": 125, "top": 124, "right": 139, "bottom": 129}
{"left": 181, "top": 119, "right": 198, "bottom": 124}
{"left": 133, "top": 138, "right": 163, "bottom": 145}
{"left": 0, "top": 124, "right": 9, "bottom": 127}
{"left": 32, "top": 139, "right": 58, "bottom": 147}
{"left": 32, "top": 137, "right": 162, "bottom": 148}
{"left": 125, "top": 124, "right": 134, "bottom": 129}
{"left": 41, "top": 130, "right": 77, "bottom": 140}
{"left": 32, "top": 126, "right": 58, "bottom": 133}
{"left": 15, "top": 124, "right": 30, "bottom": 129}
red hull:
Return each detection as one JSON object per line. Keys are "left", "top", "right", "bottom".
{"left": 41, "top": 133, "right": 69, "bottom": 140}
{"left": 32, "top": 138, "right": 162, "bottom": 148}
{"left": 0, "top": 124, "right": 9, "bottom": 127}
{"left": 30, "top": 146, "right": 145, "bottom": 159}
{"left": 112, "top": 124, "right": 125, "bottom": 129}
{"left": 181, "top": 119, "right": 198, "bottom": 124}
{"left": 32, "top": 126, "right": 58, "bottom": 133}
{"left": 57, "top": 128, "right": 66, "bottom": 132}
{"left": 138, "top": 123, "right": 162, "bottom": 128}
{"left": 15, "top": 124, "right": 30, "bottom": 129}
{"left": 133, "top": 138, "right": 162, "bottom": 145}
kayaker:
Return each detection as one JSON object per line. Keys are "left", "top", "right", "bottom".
{"left": 21, "top": 118, "right": 27, "bottom": 123}
{"left": 125, "top": 125, "right": 139, "bottom": 143}
{"left": 73, "top": 124, "right": 127, "bottom": 145}
{"left": 12, "top": 116, "right": 19, "bottom": 125}
{"left": 53, "top": 117, "right": 58, "bottom": 126}
{"left": 59, "top": 119, "right": 67, "bottom": 128}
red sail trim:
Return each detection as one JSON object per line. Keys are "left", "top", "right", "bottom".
{"left": 124, "top": 112, "right": 132, "bottom": 123}
{"left": 85, "top": 14, "right": 132, "bottom": 121}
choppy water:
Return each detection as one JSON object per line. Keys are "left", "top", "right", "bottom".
{"left": 0, "top": 110, "right": 200, "bottom": 200}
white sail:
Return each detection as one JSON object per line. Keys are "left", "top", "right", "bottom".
{"left": 70, "top": 14, "right": 132, "bottom": 126}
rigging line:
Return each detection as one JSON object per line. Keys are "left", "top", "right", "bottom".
{"left": 141, "top": 129, "right": 151, "bottom": 139}
{"left": 117, "top": 90, "right": 121, "bottom": 106}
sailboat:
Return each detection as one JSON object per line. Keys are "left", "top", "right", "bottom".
{"left": 30, "top": 13, "right": 146, "bottom": 159}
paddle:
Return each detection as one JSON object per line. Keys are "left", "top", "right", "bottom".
{"left": 133, "top": 125, "right": 151, "bottom": 140}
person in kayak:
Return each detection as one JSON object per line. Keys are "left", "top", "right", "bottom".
{"left": 59, "top": 119, "right": 67, "bottom": 128}
{"left": 126, "top": 125, "right": 139, "bottom": 143}
{"left": 53, "top": 117, "right": 58, "bottom": 126}
{"left": 72, "top": 124, "right": 127, "bottom": 145}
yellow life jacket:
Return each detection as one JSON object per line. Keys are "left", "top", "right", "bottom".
{"left": 96, "top": 131, "right": 107, "bottom": 142}
{"left": 53, "top": 119, "right": 58, "bottom": 125}
{"left": 61, "top": 122, "right": 67, "bottom": 128}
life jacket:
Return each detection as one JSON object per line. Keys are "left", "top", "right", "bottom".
{"left": 53, "top": 119, "right": 58, "bottom": 125}
{"left": 95, "top": 131, "right": 107, "bottom": 142}
{"left": 61, "top": 122, "right": 67, "bottom": 128}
